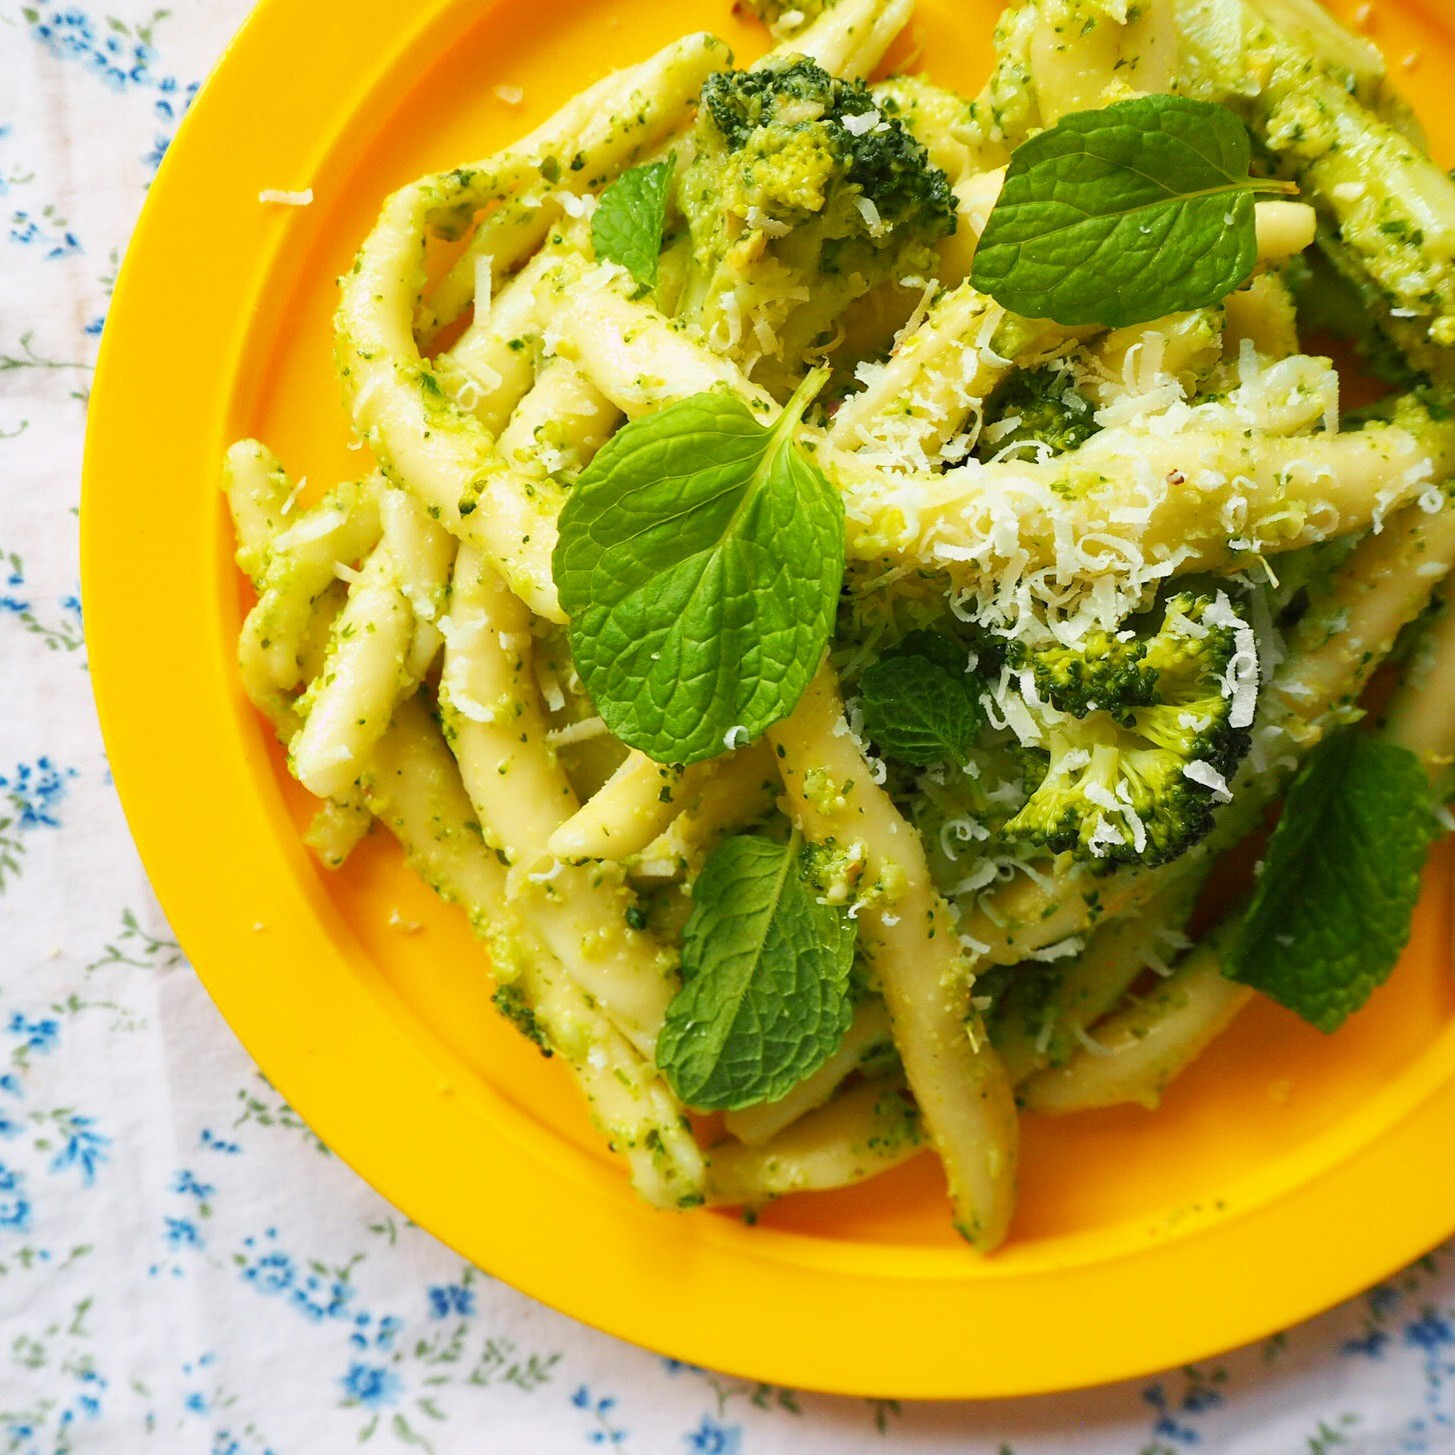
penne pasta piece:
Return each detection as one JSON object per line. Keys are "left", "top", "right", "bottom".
{"left": 364, "top": 698, "right": 705, "bottom": 1208}
{"left": 1221, "top": 273, "right": 1301, "bottom": 361}
{"left": 771, "top": 662, "right": 1019, "bottom": 1249}
{"left": 1383, "top": 599, "right": 1455, "bottom": 780}
{"left": 495, "top": 355, "right": 621, "bottom": 478}
{"left": 223, "top": 438, "right": 294, "bottom": 582}
{"left": 548, "top": 751, "right": 692, "bottom": 864}
{"left": 440, "top": 548, "right": 676, "bottom": 1054}
{"left": 1082, "top": 309, "right": 1224, "bottom": 410}
{"left": 633, "top": 740, "right": 780, "bottom": 879}
{"left": 290, "top": 537, "right": 414, "bottom": 800}
{"left": 442, "top": 245, "right": 562, "bottom": 436}
{"left": 380, "top": 487, "right": 457, "bottom": 683}
{"left": 1019, "top": 936, "right": 1253, "bottom": 1113}
{"left": 707, "top": 1079, "right": 924, "bottom": 1206}
{"left": 1254, "top": 199, "right": 1317, "bottom": 265}
{"left": 538, "top": 256, "right": 779, "bottom": 418}
{"left": 236, "top": 474, "right": 383, "bottom": 713}
{"left": 776, "top": 0, "right": 914, "bottom": 80}
{"left": 993, "top": 874, "right": 1202, "bottom": 1086}
{"left": 827, "top": 280, "right": 1010, "bottom": 468}
{"left": 304, "top": 794, "right": 374, "bottom": 870}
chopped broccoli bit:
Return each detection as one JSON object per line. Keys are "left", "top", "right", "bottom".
{"left": 676, "top": 57, "right": 956, "bottom": 394}
{"left": 977, "top": 364, "right": 1099, "bottom": 461}
{"left": 492, "top": 984, "right": 553, "bottom": 1055}
{"left": 1005, "top": 593, "right": 1255, "bottom": 866}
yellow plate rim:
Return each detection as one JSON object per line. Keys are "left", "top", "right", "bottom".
{"left": 82, "top": 0, "right": 1455, "bottom": 1399}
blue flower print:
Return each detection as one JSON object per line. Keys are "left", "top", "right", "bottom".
{"left": 1343, "top": 1328, "right": 1390, "bottom": 1359}
{"left": 339, "top": 1362, "right": 401, "bottom": 1410}
{"left": 427, "top": 1282, "right": 475, "bottom": 1319}
{"left": 0, "top": 1160, "right": 32, "bottom": 1232}
{"left": 27, "top": 8, "right": 155, "bottom": 90}
{"left": 685, "top": 1415, "right": 742, "bottom": 1454}
{"left": 8, "top": 207, "right": 80, "bottom": 259}
{"left": 8, "top": 1013, "right": 60, "bottom": 1057}
{"left": 573, "top": 1386, "right": 628, "bottom": 1445}
{"left": 1, "top": 758, "right": 77, "bottom": 829}
{"left": 1406, "top": 1309, "right": 1455, "bottom": 1353}
{"left": 173, "top": 1169, "right": 215, "bottom": 1200}
{"left": 1, "top": 560, "right": 28, "bottom": 617}
{"left": 199, "top": 1127, "right": 242, "bottom": 1154}
{"left": 23, "top": 7, "right": 201, "bottom": 171}
{"left": 242, "top": 1248, "right": 295, "bottom": 1295}
{"left": 49, "top": 1112, "right": 110, "bottom": 1184}
{"left": 164, "top": 1216, "right": 202, "bottom": 1249}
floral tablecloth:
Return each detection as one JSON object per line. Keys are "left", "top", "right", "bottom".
{"left": 3, "top": 2, "right": 1455, "bottom": 1450}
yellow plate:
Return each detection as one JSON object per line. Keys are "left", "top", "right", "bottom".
{"left": 83, "top": 0, "right": 1455, "bottom": 1399}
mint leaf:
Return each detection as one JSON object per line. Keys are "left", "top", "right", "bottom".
{"left": 1224, "top": 729, "right": 1437, "bottom": 1032}
{"left": 858, "top": 645, "right": 981, "bottom": 767}
{"left": 657, "top": 834, "right": 856, "bottom": 1110}
{"left": 970, "top": 96, "right": 1295, "bottom": 328}
{"left": 591, "top": 159, "right": 673, "bottom": 291}
{"left": 553, "top": 374, "right": 843, "bottom": 765}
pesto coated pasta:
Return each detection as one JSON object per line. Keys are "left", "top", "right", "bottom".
{"left": 225, "top": 0, "right": 1455, "bottom": 1249}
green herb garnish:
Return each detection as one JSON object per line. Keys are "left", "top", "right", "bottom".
{"left": 1224, "top": 728, "right": 1437, "bottom": 1031}
{"left": 590, "top": 159, "right": 674, "bottom": 292}
{"left": 857, "top": 639, "right": 982, "bottom": 767}
{"left": 656, "top": 833, "right": 856, "bottom": 1110}
{"left": 971, "top": 95, "right": 1297, "bottom": 328}
{"left": 552, "top": 371, "right": 842, "bottom": 765}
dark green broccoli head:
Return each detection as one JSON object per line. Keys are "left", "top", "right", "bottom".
{"left": 977, "top": 364, "right": 1099, "bottom": 461}
{"left": 677, "top": 58, "right": 956, "bottom": 391}
{"left": 1008, "top": 630, "right": 1155, "bottom": 723}
{"left": 694, "top": 59, "right": 955, "bottom": 243}
{"left": 1004, "top": 593, "right": 1257, "bottom": 867}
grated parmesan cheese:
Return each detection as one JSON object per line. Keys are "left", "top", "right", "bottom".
{"left": 842, "top": 109, "right": 882, "bottom": 136}
{"left": 1183, "top": 759, "right": 1233, "bottom": 802}
{"left": 474, "top": 255, "right": 494, "bottom": 321}
{"left": 279, "top": 474, "right": 307, "bottom": 517}
{"left": 1203, "top": 592, "right": 1260, "bottom": 729}
{"left": 1027, "top": 936, "right": 1085, "bottom": 963}
{"left": 546, "top": 716, "right": 608, "bottom": 747}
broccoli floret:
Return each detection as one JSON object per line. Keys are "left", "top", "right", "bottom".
{"left": 676, "top": 57, "right": 957, "bottom": 395}
{"left": 1004, "top": 594, "right": 1255, "bottom": 866}
{"left": 977, "top": 364, "right": 1099, "bottom": 461}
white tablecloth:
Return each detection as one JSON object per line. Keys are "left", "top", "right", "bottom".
{"left": 4, "top": 2, "right": 1455, "bottom": 1449}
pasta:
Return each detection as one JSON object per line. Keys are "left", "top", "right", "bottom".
{"left": 224, "top": 0, "right": 1455, "bottom": 1249}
